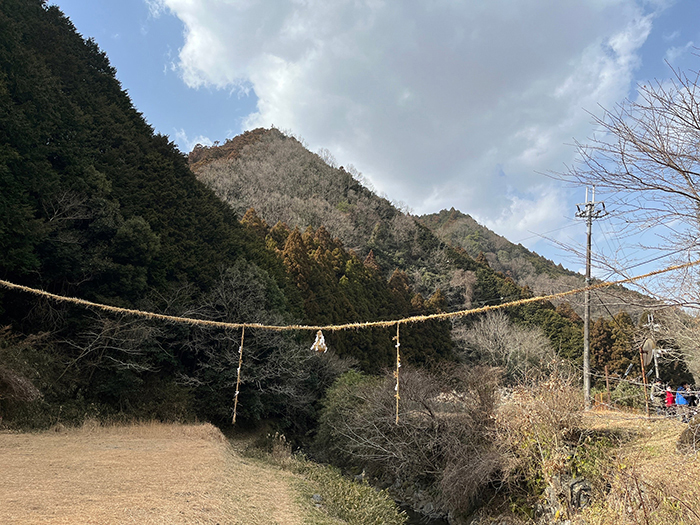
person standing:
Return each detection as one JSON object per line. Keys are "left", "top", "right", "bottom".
{"left": 676, "top": 383, "right": 690, "bottom": 406}
{"left": 676, "top": 383, "right": 691, "bottom": 422}
{"left": 665, "top": 386, "right": 675, "bottom": 416}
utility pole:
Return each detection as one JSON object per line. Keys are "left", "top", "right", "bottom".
{"left": 576, "top": 187, "right": 606, "bottom": 409}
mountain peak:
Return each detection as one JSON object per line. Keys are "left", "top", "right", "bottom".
{"left": 188, "top": 128, "right": 286, "bottom": 170}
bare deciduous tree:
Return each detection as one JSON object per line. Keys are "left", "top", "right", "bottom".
{"left": 450, "top": 269, "right": 477, "bottom": 308}
{"left": 0, "top": 327, "right": 42, "bottom": 404}
{"left": 315, "top": 365, "right": 502, "bottom": 517}
{"left": 59, "top": 314, "right": 163, "bottom": 379}
{"left": 454, "top": 311, "right": 558, "bottom": 384}
{"left": 558, "top": 66, "right": 700, "bottom": 307}
{"left": 642, "top": 307, "right": 700, "bottom": 380}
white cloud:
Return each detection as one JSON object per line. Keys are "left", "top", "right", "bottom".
{"left": 174, "top": 128, "right": 212, "bottom": 152}
{"left": 665, "top": 40, "right": 695, "bottom": 64}
{"left": 158, "top": 0, "right": 661, "bottom": 251}
{"left": 663, "top": 30, "right": 680, "bottom": 42}
{"left": 145, "top": 0, "right": 168, "bottom": 18}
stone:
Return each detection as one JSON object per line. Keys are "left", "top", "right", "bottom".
{"left": 539, "top": 473, "right": 592, "bottom": 522}
{"left": 677, "top": 413, "right": 700, "bottom": 454}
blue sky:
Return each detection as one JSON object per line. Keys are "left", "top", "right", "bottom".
{"left": 49, "top": 0, "right": 700, "bottom": 276}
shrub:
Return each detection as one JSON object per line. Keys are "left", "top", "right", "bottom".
{"left": 247, "top": 430, "right": 406, "bottom": 524}
{"left": 314, "top": 365, "right": 502, "bottom": 517}
{"left": 495, "top": 371, "right": 582, "bottom": 500}
{"left": 292, "top": 455, "right": 407, "bottom": 525}
{"left": 455, "top": 311, "right": 558, "bottom": 384}
{"left": 596, "top": 381, "right": 645, "bottom": 409}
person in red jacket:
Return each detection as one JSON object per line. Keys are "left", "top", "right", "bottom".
{"left": 665, "top": 385, "right": 675, "bottom": 416}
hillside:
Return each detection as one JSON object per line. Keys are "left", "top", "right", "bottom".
{"left": 190, "top": 130, "right": 586, "bottom": 361}
{"left": 418, "top": 208, "right": 575, "bottom": 282}
{"left": 190, "top": 130, "right": 530, "bottom": 305}
{"left": 191, "top": 133, "right": 654, "bottom": 321}
{"left": 190, "top": 128, "right": 437, "bottom": 276}
{"left": 419, "top": 208, "right": 657, "bottom": 322}
{"left": 0, "top": 2, "right": 288, "bottom": 303}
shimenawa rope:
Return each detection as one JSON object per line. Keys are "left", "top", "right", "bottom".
{"left": 1, "top": 258, "right": 697, "bottom": 333}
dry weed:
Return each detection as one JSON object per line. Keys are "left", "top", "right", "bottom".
{"left": 0, "top": 421, "right": 304, "bottom": 524}
{"left": 495, "top": 373, "right": 582, "bottom": 492}
{"left": 575, "top": 411, "right": 700, "bottom": 525}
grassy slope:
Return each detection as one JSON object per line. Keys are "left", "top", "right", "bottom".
{"left": 0, "top": 422, "right": 404, "bottom": 525}
{"left": 576, "top": 410, "right": 700, "bottom": 525}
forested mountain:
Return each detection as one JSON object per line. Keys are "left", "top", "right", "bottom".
{"left": 192, "top": 129, "right": 441, "bottom": 280}
{"left": 420, "top": 208, "right": 656, "bottom": 322}
{"left": 191, "top": 130, "right": 585, "bottom": 362}
{"left": 0, "top": 0, "right": 288, "bottom": 303}
{"left": 191, "top": 129, "right": 680, "bottom": 383}
{"left": 419, "top": 208, "right": 574, "bottom": 283}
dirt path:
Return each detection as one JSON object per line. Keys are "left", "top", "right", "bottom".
{"left": 0, "top": 422, "right": 304, "bottom": 524}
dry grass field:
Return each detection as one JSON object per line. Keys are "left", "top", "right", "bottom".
{"left": 0, "top": 421, "right": 305, "bottom": 525}
{"left": 577, "top": 410, "right": 700, "bottom": 524}
{"left": 4, "top": 411, "right": 696, "bottom": 524}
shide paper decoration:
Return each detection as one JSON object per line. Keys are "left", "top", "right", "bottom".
{"left": 311, "top": 329, "right": 327, "bottom": 353}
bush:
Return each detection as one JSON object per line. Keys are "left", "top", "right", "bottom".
{"left": 292, "top": 455, "right": 407, "bottom": 525}
{"left": 495, "top": 371, "right": 582, "bottom": 501}
{"left": 595, "top": 381, "right": 645, "bottom": 409}
{"left": 455, "top": 311, "right": 559, "bottom": 384}
{"left": 314, "top": 365, "right": 502, "bottom": 517}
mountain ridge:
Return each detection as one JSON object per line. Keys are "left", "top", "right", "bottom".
{"left": 418, "top": 207, "right": 577, "bottom": 280}
{"left": 190, "top": 129, "right": 656, "bottom": 325}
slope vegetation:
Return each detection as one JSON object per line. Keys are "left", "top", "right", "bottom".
{"left": 191, "top": 129, "right": 585, "bottom": 361}
{"left": 419, "top": 208, "right": 574, "bottom": 283}
{"left": 419, "top": 208, "right": 656, "bottom": 321}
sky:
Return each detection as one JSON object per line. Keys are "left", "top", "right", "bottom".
{"left": 49, "top": 0, "right": 700, "bottom": 275}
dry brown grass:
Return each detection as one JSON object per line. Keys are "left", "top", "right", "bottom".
{"left": 0, "top": 421, "right": 304, "bottom": 524}
{"left": 576, "top": 410, "right": 700, "bottom": 525}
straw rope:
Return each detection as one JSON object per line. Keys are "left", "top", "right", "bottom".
{"left": 2, "top": 259, "right": 699, "bottom": 425}
{"left": 393, "top": 324, "right": 401, "bottom": 424}
{"left": 232, "top": 326, "right": 245, "bottom": 425}
{"left": 1, "top": 258, "right": 698, "bottom": 332}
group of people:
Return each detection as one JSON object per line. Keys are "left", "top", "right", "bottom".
{"left": 650, "top": 379, "right": 698, "bottom": 420}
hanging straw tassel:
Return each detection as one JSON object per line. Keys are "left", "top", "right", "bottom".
{"left": 393, "top": 323, "right": 401, "bottom": 424}
{"left": 311, "top": 329, "right": 327, "bottom": 353}
{"left": 232, "top": 326, "right": 245, "bottom": 425}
